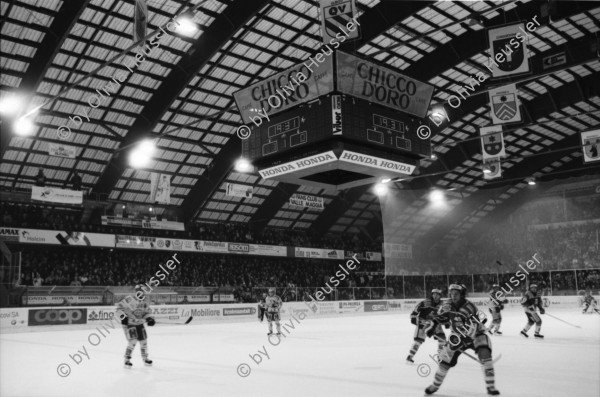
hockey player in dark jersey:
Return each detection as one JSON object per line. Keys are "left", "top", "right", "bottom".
{"left": 520, "top": 283, "right": 544, "bottom": 338}
{"left": 258, "top": 293, "right": 267, "bottom": 322}
{"left": 424, "top": 284, "right": 500, "bottom": 396}
{"left": 116, "top": 285, "right": 156, "bottom": 369}
{"left": 488, "top": 284, "right": 508, "bottom": 335}
{"left": 265, "top": 288, "right": 282, "bottom": 335}
{"left": 581, "top": 290, "right": 598, "bottom": 314}
{"left": 406, "top": 288, "right": 445, "bottom": 363}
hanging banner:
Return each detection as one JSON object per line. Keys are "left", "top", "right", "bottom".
{"left": 339, "top": 150, "right": 416, "bottom": 175}
{"left": 487, "top": 23, "right": 530, "bottom": 78}
{"left": 320, "top": 0, "right": 359, "bottom": 44}
{"left": 382, "top": 243, "right": 412, "bottom": 259}
{"left": 336, "top": 51, "right": 434, "bottom": 118}
{"left": 489, "top": 84, "right": 521, "bottom": 124}
{"left": 289, "top": 193, "right": 324, "bottom": 209}
{"left": 133, "top": 0, "right": 148, "bottom": 44}
{"left": 31, "top": 186, "right": 82, "bottom": 204}
{"left": 480, "top": 125, "right": 506, "bottom": 160}
{"left": 581, "top": 129, "right": 600, "bottom": 163}
{"left": 483, "top": 158, "right": 502, "bottom": 180}
{"left": 150, "top": 173, "right": 171, "bottom": 204}
{"left": 233, "top": 57, "right": 334, "bottom": 124}
{"left": 48, "top": 143, "right": 76, "bottom": 158}
{"left": 226, "top": 183, "right": 253, "bottom": 199}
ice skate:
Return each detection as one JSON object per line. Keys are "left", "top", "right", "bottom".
{"left": 144, "top": 358, "right": 153, "bottom": 366}
{"left": 267, "top": 331, "right": 273, "bottom": 335}
{"left": 487, "top": 386, "right": 500, "bottom": 395}
{"left": 534, "top": 333, "right": 544, "bottom": 339}
{"left": 495, "top": 330, "right": 502, "bottom": 335}
{"left": 520, "top": 330, "right": 528, "bottom": 338}
{"left": 406, "top": 356, "right": 414, "bottom": 364}
{"left": 124, "top": 358, "right": 132, "bottom": 369}
{"left": 424, "top": 385, "right": 439, "bottom": 395}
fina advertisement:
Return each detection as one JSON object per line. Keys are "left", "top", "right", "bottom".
{"left": 336, "top": 51, "right": 434, "bottom": 118}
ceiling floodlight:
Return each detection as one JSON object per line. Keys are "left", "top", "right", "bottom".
{"left": 381, "top": 178, "right": 391, "bottom": 184}
{"left": 13, "top": 117, "right": 35, "bottom": 136}
{"left": 234, "top": 158, "right": 253, "bottom": 173}
{"left": 483, "top": 163, "right": 492, "bottom": 174}
{"left": 176, "top": 16, "right": 198, "bottom": 36}
{"left": 527, "top": 178, "right": 536, "bottom": 186}
{"left": 0, "top": 94, "right": 25, "bottom": 116}
{"left": 373, "top": 183, "right": 389, "bottom": 196}
{"left": 129, "top": 139, "right": 156, "bottom": 169}
{"left": 429, "top": 189, "right": 445, "bottom": 204}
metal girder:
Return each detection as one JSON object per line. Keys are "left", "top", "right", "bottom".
{"left": 250, "top": 182, "right": 299, "bottom": 232}
{"left": 91, "top": 0, "right": 270, "bottom": 196}
{"left": 0, "top": 0, "right": 90, "bottom": 158}
{"left": 418, "top": 72, "right": 600, "bottom": 248}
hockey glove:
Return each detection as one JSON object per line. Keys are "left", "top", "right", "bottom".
{"left": 121, "top": 315, "right": 129, "bottom": 326}
{"left": 539, "top": 307, "right": 545, "bottom": 315}
{"left": 146, "top": 317, "right": 156, "bottom": 326}
{"left": 410, "top": 316, "right": 417, "bottom": 325}
{"left": 503, "top": 299, "right": 509, "bottom": 304}
{"left": 424, "top": 321, "right": 436, "bottom": 338}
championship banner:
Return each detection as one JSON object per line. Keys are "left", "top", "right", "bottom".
{"left": 489, "top": 84, "right": 521, "bottom": 124}
{"left": 101, "top": 216, "right": 185, "bottom": 231}
{"left": 336, "top": 51, "right": 434, "bottom": 118}
{"left": 18, "top": 229, "right": 114, "bottom": 247}
{"left": 289, "top": 193, "right": 324, "bottom": 209}
{"left": 226, "top": 183, "right": 253, "bottom": 199}
{"left": 48, "top": 142, "right": 76, "bottom": 158}
{"left": 487, "top": 23, "right": 530, "bottom": 78}
{"left": 31, "top": 186, "right": 82, "bottom": 204}
{"left": 133, "top": 0, "right": 148, "bottom": 44}
{"left": 320, "top": 0, "right": 359, "bottom": 44}
{"left": 150, "top": 173, "right": 171, "bottom": 204}
{"left": 483, "top": 158, "right": 502, "bottom": 180}
{"left": 581, "top": 129, "right": 600, "bottom": 163}
{"left": 234, "top": 56, "right": 334, "bottom": 124}
{"left": 480, "top": 125, "right": 506, "bottom": 160}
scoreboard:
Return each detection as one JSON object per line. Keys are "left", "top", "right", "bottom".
{"left": 242, "top": 95, "right": 431, "bottom": 161}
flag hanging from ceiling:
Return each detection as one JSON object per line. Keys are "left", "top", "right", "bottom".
{"left": 480, "top": 125, "right": 506, "bottom": 161}
{"left": 489, "top": 84, "right": 522, "bottom": 124}
{"left": 134, "top": 0, "right": 148, "bottom": 44}
{"left": 150, "top": 173, "right": 171, "bottom": 204}
{"left": 581, "top": 129, "right": 600, "bottom": 163}
{"left": 319, "top": 0, "right": 359, "bottom": 45}
{"left": 483, "top": 158, "right": 502, "bottom": 180}
{"left": 487, "top": 23, "right": 530, "bottom": 78}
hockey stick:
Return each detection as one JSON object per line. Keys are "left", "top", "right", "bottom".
{"left": 433, "top": 335, "right": 502, "bottom": 365}
{"left": 154, "top": 316, "right": 193, "bottom": 325}
{"left": 544, "top": 312, "right": 581, "bottom": 328}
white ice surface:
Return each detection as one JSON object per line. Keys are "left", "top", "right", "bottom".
{"left": 1, "top": 309, "right": 598, "bottom": 397}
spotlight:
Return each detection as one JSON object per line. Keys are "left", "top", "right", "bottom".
{"left": 234, "top": 158, "right": 253, "bottom": 173}
{"left": 430, "top": 153, "right": 437, "bottom": 160}
{"left": 149, "top": 207, "right": 153, "bottom": 212}
{"left": 430, "top": 105, "right": 447, "bottom": 124}
{"left": 13, "top": 117, "right": 35, "bottom": 136}
{"left": 176, "top": 16, "right": 198, "bottom": 36}
{"left": 373, "top": 183, "right": 389, "bottom": 196}
{"left": 429, "top": 189, "right": 445, "bottom": 204}
{"left": 0, "top": 94, "right": 25, "bottom": 116}
{"left": 129, "top": 139, "right": 156, "bottom": 168}
{"left": 527, "top": 178, "right": 536, "bottom": 186}
{"left": 381, "top": 178, "right": 391, "bottom": 184}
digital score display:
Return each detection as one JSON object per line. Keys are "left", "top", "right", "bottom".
{"left": 339, "top": 96, "right": 431, "bottom": 158}
{"left": 242, "top": 101, "right": 331, "bottom": 161}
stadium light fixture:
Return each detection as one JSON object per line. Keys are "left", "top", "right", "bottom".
{"left": 527, "top": 178, "right": 536, "bottom": 185}
{"left": 176, "top": 16, "right": 198, "bottom": 36}
{"left": 13, "top": 117, "right": 35, "bottom": 136}
{"left": 0, "top": 94, "right": 25, "bottom": 116}
{"left": 373, "top": 183, "right": 389, "bottom": 196}
{"left": 429, "top": 189, "right": 445, "bottom": 204}
{"left": 381, "top": 178, "right": 391, "bottom": 184}
{"left": 234, "top": 158, "right": 253, "bottom": 173}
{"left": 129, "top": 139, "right": 156, "bottom": 168}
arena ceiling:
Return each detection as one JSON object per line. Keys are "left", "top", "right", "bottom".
{"left": 0, "top": 0, "right": 599, "bottom": 248}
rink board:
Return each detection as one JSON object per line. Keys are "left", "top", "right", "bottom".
{"left": 0, "top": 295, "right": 584, "bottom": 332}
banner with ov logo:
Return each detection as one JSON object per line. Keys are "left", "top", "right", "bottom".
{"left": 320, "top": 0, "right": 358, "bottom": 44}
{"left": 489, "top": 84, "right": 522, "bottom": 124}
{"left": 480, "top": 125, "right": 506, "bottom": 161}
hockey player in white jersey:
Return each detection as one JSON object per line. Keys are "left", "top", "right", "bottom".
{"left": 265, "top": 288, "right": 282, "bottom": 335}
{"left": 116, "top": 285, "right": 156, "bottom": 368}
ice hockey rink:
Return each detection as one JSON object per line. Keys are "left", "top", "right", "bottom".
{"left": 1, "top": 309, "right": 598, "bottom": 397}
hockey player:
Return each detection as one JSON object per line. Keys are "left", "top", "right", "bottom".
{"left": 488, "top": 284, "right": 508, "bottom": 335}
{"left": 116, "top": 285, "right": 155, "bottom": 368}
{"left": 258, "top": 292, "right": 267, "bottom": 322}
{"left": 406, "top": 288, "right": 445, "bottom": 363}
{"left": 520, "top": 283, "right": 544, "bottom": 338}
{"left": 424, "top": 284, "right": 500, "bottom": 396}
{"left": 581, "top": 290, "right": 598, "bottom": 314}
{"left": 265, "top": 287, "right": 282, "bottom": 335}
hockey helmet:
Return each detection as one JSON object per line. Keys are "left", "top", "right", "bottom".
{"left": 492, "top": 284, "right": 500, "bottom": 289}
{"left": 431, "top": 288, "right": 442, "bottom": 295}
{"left": 529, "top": 283, "right": 538, "bottom": 290}
{"left": 268, "top": 287, "right": 275, "bottom": 295}
{"left": 448, "top": 283, "right": 467, "bottom": 298}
